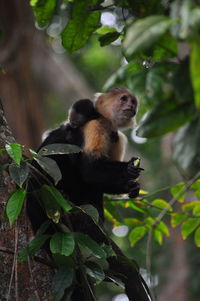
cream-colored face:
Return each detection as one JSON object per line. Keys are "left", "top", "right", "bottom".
{"left": 95, "top": 90, "right": 137, "bottom": 129}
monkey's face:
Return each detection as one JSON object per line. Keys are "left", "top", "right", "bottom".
{"left": 112, "top": 92, "right": 138, "bottom": 127}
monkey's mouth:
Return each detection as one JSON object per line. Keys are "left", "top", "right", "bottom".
{"left": 123, "top": 109, "right": 136, "bottom": 117}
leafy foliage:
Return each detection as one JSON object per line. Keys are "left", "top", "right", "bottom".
{"left": 3, "top": 0, "right": 200, "bottom": 298}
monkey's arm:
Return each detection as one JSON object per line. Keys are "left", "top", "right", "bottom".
{"left": 80, "top": 154, "right": 141, "bottom": 194}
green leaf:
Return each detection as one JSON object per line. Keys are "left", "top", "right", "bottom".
{"left": 52, "top": 266, "right": 74, "bottom": 301}
{"left": 38, "top": 143, "right": 81, "bottom": 156}
{"left": 152, "top": 199, "right": 172, "bottom": 212}
{"left": 182, "top": 201, "right": 200, "bottom": 211}
{"left": 79, "top": 204, "right": 99, "bottom": 224}
{"left": 193, "top": 204, "right": 200, "bottom": 217}
{"left": 152, "top": 33, "right": 177, "bottom": 60}
{"left": 181, "top": 218, "right": 200, "bottom": 240}
{"left": 129, "top": 226, "right": 146, "bottom": 247}
{"left": 171, "top": 212, "right": 188, "bottom": 228}
{"left": 95, "top": 26, "right": 117, "bottom": 35}
{"left": 156, "top": 221, "right": 170, "bottom": 236}
{"left": 85, "top": 261, "right": 105, "bottom": 282}
{"left": 173, "top": 118, "right": 200, "bottom": 177}
{"left": 42, "top": 184, "right": 72, "bottom": 212}
{"left": 61, "top": 0, "right": 100, "bottom": 53}
{"left": 75, "top": 233, "right": 106, "bottom": 259}
{"left": 5, "top": 143, "right": 22, "bottom": 166}
{"left": 123, "top": 15, "right": 173, "bottom": 59}
{"left": 154, "top": 229, "right": 163, "bottom": 245}
{"left": 190, "top": 40, "right": 200, "bottom": 108}
{"left": 9, "top": 162, "right": 29, "bottom": 187}
{"left": 6, "top": 189, "right": 26, "bottom": 226}
{"left": 99, "top": 32, "right": 120, "bottom": 46}
{"left": 50, "top": 233, "right": 75, "bottom": 256}
{"left": 170, "top": 182, "right": 185, "bottom": 203}
{"left": 124, "top": 218, "right": 142, "bottom": 226}
{"left": 104, "top": 202, "right": 124, "bottom": 224}
{"left": 30, "top": 0, "right": 57, "bottom": 28}
{"left": 125, "top": 200, "right": 146, "bottom": 213}
{"left": 137, "top": 100, "right": 195, "bottom": 138}
{"left": 194, "top": 227, "right": 200, "bottom": 247}
{"left": 18, "top": 234, "right": 50, "bottom": 262}
{"left": 34, "top": 156, "right": 62, "bottom": 185}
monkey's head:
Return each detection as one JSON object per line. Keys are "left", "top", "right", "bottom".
{"left": 69, "top": 99, "right": 100, "bottom": 128}
{"left": 95, "top": 87, "right": 138, "bottom": 129}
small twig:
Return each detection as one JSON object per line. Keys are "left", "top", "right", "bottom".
{"left": 7, "top": 223, "right": 19, "bottom": 301}
{"left": 15, "top": 227, "right": 19, "bottom": 301}
{"left": 146, "top": 231, "right": 156, "bottom": 301}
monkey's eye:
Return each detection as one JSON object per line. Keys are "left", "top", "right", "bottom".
{"left": 120, "top": 95, "right": 128, "bottom": 102}
{"left": 131, "top": 97, "right": 137, "bottom": 105}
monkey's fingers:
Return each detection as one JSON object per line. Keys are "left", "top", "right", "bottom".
{"left": 129, "top": 182, "right": 140, "bottom": 198}
{"left": 128, "top": 165, "right": 143, "bottom": 179}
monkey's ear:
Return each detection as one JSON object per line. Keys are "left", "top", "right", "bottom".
{"left": 94, "top": 93, "right": 102, "bottom": 101}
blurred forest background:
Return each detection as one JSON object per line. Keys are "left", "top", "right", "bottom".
{"left": 1, "top": 0, "right": 200, "bottom": 301}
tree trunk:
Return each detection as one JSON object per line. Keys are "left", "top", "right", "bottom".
{"left": 0, "top": 101, "right": 54, "bottom": 300}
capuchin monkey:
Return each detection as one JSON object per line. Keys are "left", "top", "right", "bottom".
{"left": 26, "top": 88, "right": 150, "bottom": 301}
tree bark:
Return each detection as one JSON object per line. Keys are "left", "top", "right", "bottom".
{"left": 0, "top": 101, "right": 54, "bottom": 300}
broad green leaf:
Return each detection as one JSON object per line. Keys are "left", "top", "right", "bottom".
{"left": 42, "top": 185, "right": 72, "bottom": 212}
{"left": 5, "top": 143, "right": 22, "bottom": 166}
{"left": 99, "top": 32, "right": 121, "bottom": 46}
{"left": 30, "top": 0, "right": 57, "bottom": 28}
{"left": 152, "top": 33, "right": 177, "bottom": 60}
{"left": 50, "top": 233, "right": 75, "bottom": 256}
{"left": 9, "top": 162, "right": 29, "bottom": 187}
{"left": 182, "top": 201, "right": 200, "bottom": 211}
{"left": 52, "top": 266, "right": 74, "bottom": 301}
{"left": 194, "top": 227, "right": 200, "bottom": 247}
{"left": 75, "top": 233, "right": 106, "bottom": 259}
{"left": 190, "top": 40, "right": 200, "bottom": 108}
{"left": 79, "top": 204, "right": 99, "bottom": 224}
{"left": 181, "top": 218, "right": 200, "bottom": 239}
{"left": 18, "top": 234, "right": 50, "bottom": 262}
{"left": 156, "top": 221, "right": 170, "bottom": 236}
{"left": 129, "top": 226, "right": 146, "bottom": 247}
{"left": 154, "top": 229, "right": 163, "bottom": 245}
{"left": 6, "top": 189, "right": 26, "bottom": 226}
{"left": 41, "top": 186, "right": 62, "bottom": 223}
{"left": 102, "top": 245, "right": 115, "bottom": 258}
{"left": 85, "top": 261, "right": 105, "bottom": 282}
{"left": 61, "top": 0, "right": 100, "bottom": 53}
{"left": 38, "top": 143, "right": 81, "bottom": 156}
{"left": 152, "top": 199, "right": 172, "bottom": 212}
{"left": 171, "top": 212, "right": 188, "bottom": 228}
{"left": 137, "top": 101, "right": 195, "bottom": 138}
{"left": 193, "top": 204, "right": 200, "bottom": 217}
{"left": 173, "top": 118, "right": 200, "bottom": 177}
{"left": 170, "top": 182, "right": 185, "bottom": 203}
{"left": 34, "top": 156, "right": 62, "bottom": 185}
{"left": 123, "top": 15, "right": 173, "bottom": 59}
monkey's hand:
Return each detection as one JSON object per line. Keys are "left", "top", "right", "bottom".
{"left": 128, "top": 181, "right": 140, "bottom": 198}
{"left": 127, "top": 157, "right": 143, "bottom": 180}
